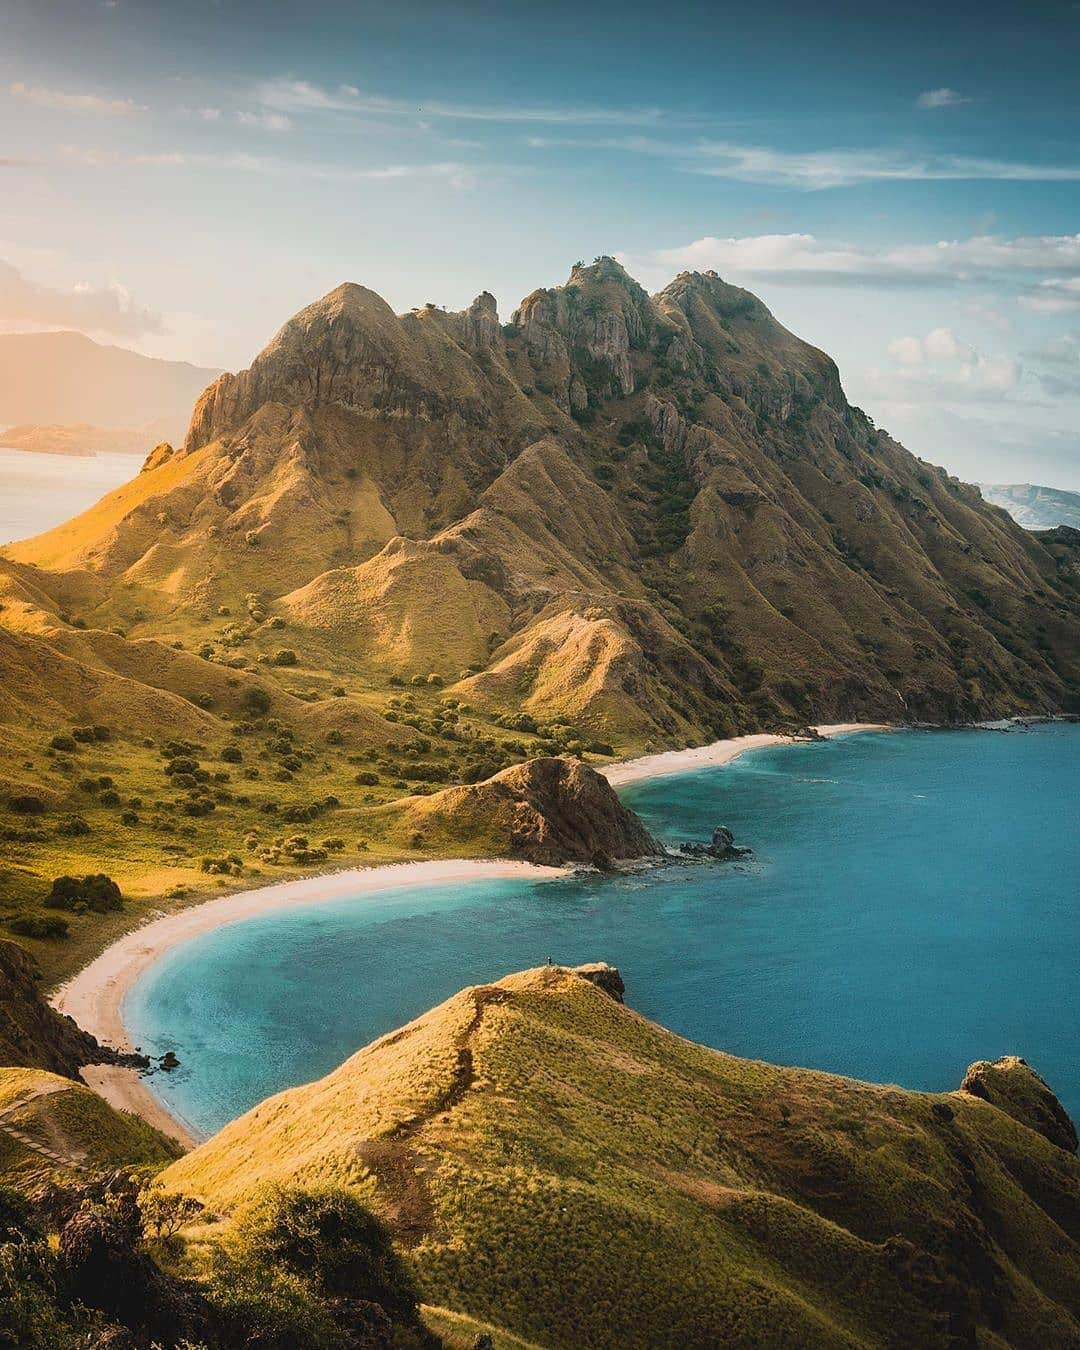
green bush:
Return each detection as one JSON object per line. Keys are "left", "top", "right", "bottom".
{"left": 244, "top": 686, "right": 272, "bottom": 716}
{"left": 45, "top": 874, "right": 122, "bottom": 913}
{"left": 231, "top": 1184, "right": 420, "bottom": 1318}
{"left": 8, "top": 913, "right": 70, "bottom": 940}
{"left": 7, "top": 795, "right": 46, "bottom": 815}
{"left": 272, "top": 649, "right": 299, "bottom": 667}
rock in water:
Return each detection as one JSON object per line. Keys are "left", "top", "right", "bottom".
{"left": 677, "top": 823, "right": 749, "bottom": 861}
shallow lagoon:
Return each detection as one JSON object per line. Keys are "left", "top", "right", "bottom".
{"left": 126, "top": 725, "right": 1080, "bottom": 1138}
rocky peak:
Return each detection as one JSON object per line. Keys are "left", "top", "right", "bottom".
{"left": 510, "top": 258, "right": 654, "bottom": 405}
{"left": 184, "top": 282, "right": 461, "bottom": 451}
{"left": 461, "top": 291, "right": 503, "bottom": 353}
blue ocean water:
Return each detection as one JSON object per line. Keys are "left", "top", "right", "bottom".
{"left": 125, "top": 725, "right": 1080, "bottom": 1139}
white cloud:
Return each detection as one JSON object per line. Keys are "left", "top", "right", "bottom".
{"left": 916, "top": 88, "right": 969, "bottom": 110}
{"left": 236, "top": 109, "right": 292, "bottom": 132}
{"left": 526, "top": 134, "right": 1080, "bottom": 190}
{"left": 0, "top": 259, "right": 162, "bottom": 337}
{"left": 1019, "top": 278, "right": 1080, "bottom": 314}
{"left": 199, "top": 107, "right": 221, "bottom": 122}
{"left": 10, "top": 81, "right": 142, "bottom": 116}
{"left": 58, "top": 143, "right": 476, "bottom": 187}
{"left": 878, "top": 326, "right": 1020, "bottom": 403}
{"left": 924, "top": 327, "right": 963, "bottom": 360}
{"left": 686, "top": 144, "right": 1080, "bottom": 189}
{"left": 617, "top": 232, "right": 1080, "bottom": 291}
{"left": 256, "top": 78, "right": 668, "bottom": 126}
{"left": 888, "top": 336, "right": 926, "bottom": 366}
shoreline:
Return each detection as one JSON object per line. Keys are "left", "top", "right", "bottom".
{"left": 600, "top": 722, "right": 892, "bottom": 787}
{"left": 52, "top": 859, "right": 567, "bottom": 1148}
{"left": 50, "top": 722, "right": 892, "bottom": 1148}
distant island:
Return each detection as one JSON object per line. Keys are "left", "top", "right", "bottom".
{"left": 0, "top": 330, "right": 220, "bottom": 445}
{"left": 1, "top": 422, "right": 155, "bottom": 457}
{"left": 979, "top": 481, "right": 1080, "bottom": 530}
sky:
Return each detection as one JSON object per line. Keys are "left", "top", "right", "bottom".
{"left": 2, "top": 0, "right": 1080, "bottom": 487}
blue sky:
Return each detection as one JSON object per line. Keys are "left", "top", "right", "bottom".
{"left": 2, "top": 0, "right": 1080, "bottom": 485}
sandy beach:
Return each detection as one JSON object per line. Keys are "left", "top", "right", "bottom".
{"left": 51, "top": 858, "right": 567, "bottom": 1146}
{"left": 600, "top": 722, "right": 892, "bottom": 787}
{"left": 52, "top": 722, "right": 891, "bottom": 1147}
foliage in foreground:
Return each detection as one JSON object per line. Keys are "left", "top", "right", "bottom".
{"left": 0, "top": 1175, "right": 435, "bottom": 1349}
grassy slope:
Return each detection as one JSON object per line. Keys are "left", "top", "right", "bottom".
{"left": 0, "top": 1066, "right": 180, "bottom": 1183}
{"left": 160, "top": 967, "right": 1080, "bottom": 1349}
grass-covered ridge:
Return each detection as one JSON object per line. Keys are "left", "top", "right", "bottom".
{"left": 161, "top": 966, "right": 1080, "bottom": 1348}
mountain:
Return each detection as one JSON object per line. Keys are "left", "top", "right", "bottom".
{"left": 979, "top": 482, "right": 1080, "bottom": 531}
{"left": 0, "top": 331, "right": 221, "bottom": 444}
{"left": 161, "top": 963, "right": 1080, "bottom": 1348}
{"left": 6, "top": 261, "right": 1079, "bottom": 740}
{"left": 1, "top": 260, "right": 1079, "bottom": 960}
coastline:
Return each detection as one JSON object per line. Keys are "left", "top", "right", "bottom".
{"left": 52, "top": 858, "right": 567, "bottom": 1147}
{"left": 600, "top": 722, "right": 892, "bottom": 786}
{"left": 51, "top": 721, "right": 892, "bottom": 1148}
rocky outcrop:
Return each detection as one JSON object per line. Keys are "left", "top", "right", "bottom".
{"left": 960, "top": 1055, "right": 1078, "bottom": 1152}
{"left": 572, "top": 962, "right": 625, "bottom": 1002}
{"left": 384, "top": 756, "right": 664, "bottom": 869}
{"left": 677, "top": 824, "right": 750, "bottom": 860}
{"left": 0, "top": 940, "right": 131, "bottom": 1078}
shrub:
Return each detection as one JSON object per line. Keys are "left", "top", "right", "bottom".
{"left": 231, "top": 1184, "right": 420, "bottom": 1317}
{"left": 244, "top": 686, "right": 272, "bottom": 715}
{"left": 165, "top": 757, "right": 200, "bottom": 776}
{"left": 55, "top": 816, "right": 91, "bottom": 837}
{"left": 49, "top": 735, "right": 77, "bottom": 753}
{"left": 7, "top": 914, "right": 69, "bottom": 939}
{"left": 220, "top": 745, "right": 243, "bottom": 763}
{"left": 45, "top": 874, "right": 122, "bottom": 912}
{"left": 354, "top": 771, "right": 380, "bottom": 787}
{"left": 272, "top": 649, "right": 299, "bottom": 667}
{"left": 8, "top": 795, "right": 45, "bottom": 815}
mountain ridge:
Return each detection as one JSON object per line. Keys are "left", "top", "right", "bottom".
{"left": 160, "top": 962, "right": 1080, "bottom": 1349}
{"left": 0, "top": 330, "right": 221, "bottom": 444}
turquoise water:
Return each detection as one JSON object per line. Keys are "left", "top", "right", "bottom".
{"left": 126, "top": 726, "right": 1080, "bottom": 1139}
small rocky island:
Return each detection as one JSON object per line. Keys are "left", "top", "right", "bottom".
{"left": 677, "top": 824, "right": 751, "bottom": 861}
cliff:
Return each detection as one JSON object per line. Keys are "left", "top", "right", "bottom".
{"left": 0, "top": 940, "right": 117, "bottom": 1078}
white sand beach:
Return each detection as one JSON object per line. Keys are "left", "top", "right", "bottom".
{"left": 600, "top": 722, "right": 892, "bottom": 786}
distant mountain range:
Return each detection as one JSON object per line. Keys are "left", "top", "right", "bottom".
{"left": 980, "top": 482, "right": 1080, "bottom": 531}
{"left": 0, "top": 330, "right": 220, "bottom": 445}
